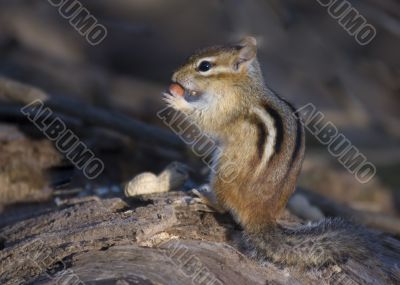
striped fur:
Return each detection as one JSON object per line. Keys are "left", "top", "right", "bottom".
{"left": 252, "top": 107, "right": 277, "bottom": 175}
{"left": 262, "top": 103, "right": 284, "bottom": 154}
{"left": 165, "top": 37, "right": 389, "bottom": 272}
{"left": 248, "top": 114, "right": 267, "bottom": 161}
{"left": 281, "top": 98, "right": 304, "bottom": 168}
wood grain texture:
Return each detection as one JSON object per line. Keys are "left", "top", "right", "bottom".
{"left": 0, "top": 192, "right": 399, "bottom": 285}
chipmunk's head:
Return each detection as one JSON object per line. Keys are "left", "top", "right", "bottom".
{"left": 163, "top": 36, "right": 264, "bottom": 133}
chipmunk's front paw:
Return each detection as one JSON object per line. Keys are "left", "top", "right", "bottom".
{"left": 190, "top": 185, "right": 226, "bottom": 214}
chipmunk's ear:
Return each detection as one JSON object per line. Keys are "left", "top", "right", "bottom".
{"left": 234, "top": 36, "right": 257, "bottom": 70}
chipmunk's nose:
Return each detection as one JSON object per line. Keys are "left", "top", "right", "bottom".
{"left": 169, "top": 83, "right": 185, "bottom": 97}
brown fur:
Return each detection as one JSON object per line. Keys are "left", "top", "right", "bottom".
{"left": 164, "top": 37, "right": 383, "bottom": 269}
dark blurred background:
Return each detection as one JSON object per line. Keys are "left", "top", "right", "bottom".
{"left": 0, "top": 0, "right": 399, "bottom": 218}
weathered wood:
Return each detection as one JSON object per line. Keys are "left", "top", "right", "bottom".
{"left": 0, "top": 192, "right": 399, "bottom": 285}
{"left": 0, "top": 124, "right": 62, "bottom": 207}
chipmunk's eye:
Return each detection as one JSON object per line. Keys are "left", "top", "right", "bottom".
{"left": 198, "top": 61, "right": 213, "bottom": 72}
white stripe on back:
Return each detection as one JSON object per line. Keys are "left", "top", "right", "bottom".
{"left": 253, "top": 107, "right": 277, "bottom": 174}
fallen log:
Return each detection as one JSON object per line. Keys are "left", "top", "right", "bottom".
{"left": 0, "top": 192, "right": 399, "bottom": 285}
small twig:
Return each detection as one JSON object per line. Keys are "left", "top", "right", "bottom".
{"left": 52, "top": 188, "right": 82, "bottom": 196}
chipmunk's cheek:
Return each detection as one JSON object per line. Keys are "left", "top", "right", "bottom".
{"left": 186, "top": 92, "right": 213, "bottom": 112}
{"left": 174, "top": 96, "right": 193, "bottom": 111}
{"left": 184, "top": 91, "right": 203, "bottom": 102}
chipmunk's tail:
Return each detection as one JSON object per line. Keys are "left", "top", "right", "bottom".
{"left": 243, "top": 218, "right": 380, "bottom": 268}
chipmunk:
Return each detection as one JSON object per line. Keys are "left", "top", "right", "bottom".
{"left": 162, "top": 37, "right": 380, "bottom": 268}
